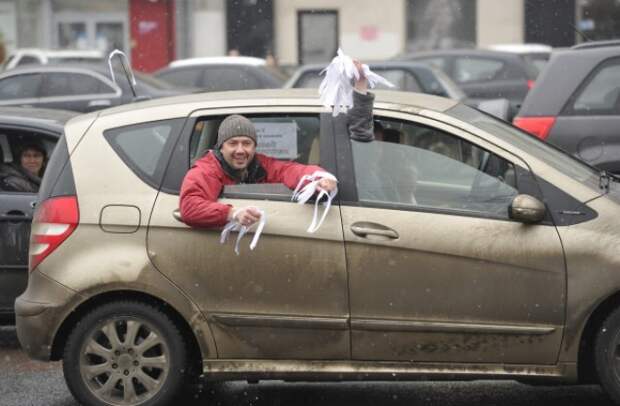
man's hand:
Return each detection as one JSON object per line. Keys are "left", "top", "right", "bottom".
{"left": 318, "top": 178, "right": 337, "bottom": 192}
{"left": 230, "top": 206, "right": 262, "bottom": 226}
{"left": 353, "top": 60, "right": 368, "bottom": 93}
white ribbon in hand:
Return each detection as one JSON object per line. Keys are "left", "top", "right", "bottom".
{"left": 319, "top": 48, "right": 395, "bottom": 116}
{"left": 220, "top": 207, "right": 266, "bottom": 255}
{"left": 292, "top": 171, "right": 338, "bottom": 233}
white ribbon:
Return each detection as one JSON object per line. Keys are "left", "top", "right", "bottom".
{"left": 319, "top": 48, "right": 395, "bottom": 116}
{"left": 292, "top": 171, "right": 338, "bottom": 233}
{"left": 220, "top": 207, "right": 266, "bottom": 255}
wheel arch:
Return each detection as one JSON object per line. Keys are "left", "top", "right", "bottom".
{"left": 49, "top": 289, "right": 204, "bottom": 377}
{"left": 577, "top": 290, "right": 620, "bottom": 383}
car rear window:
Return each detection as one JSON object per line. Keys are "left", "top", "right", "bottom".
{"left": 454, "top": 57, "right": 505, "bottom": 83}
{"left": 564, "top": 57, "right": 620, "bottom": 116}
{"left": 104, "top": 118, "right": 184, "bottom": 189}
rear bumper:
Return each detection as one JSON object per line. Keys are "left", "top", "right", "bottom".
{"left": 15, "top": 270, "right": 77, "bottom": 361}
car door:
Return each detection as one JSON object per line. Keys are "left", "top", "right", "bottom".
{"left": 38, "top": 71, "right": 122, "bottom": 112}
{"left": 0, "top": 130, "right": 57, "bottom": 316}
{"left": 334, "top": 111, "right": 565, "bottom": 365}
{"left": 147, "top": 107, "right": 350, "bottom": 360}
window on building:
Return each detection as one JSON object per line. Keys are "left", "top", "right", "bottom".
{"left": 406, "top": 0, "right": 476, "bottom": 51}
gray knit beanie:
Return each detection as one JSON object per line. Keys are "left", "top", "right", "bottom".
{"left": 216, "top": 114, "right": 257, "bottom": 148}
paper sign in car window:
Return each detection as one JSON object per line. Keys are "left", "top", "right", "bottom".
{"left": 254, "top": 122, "right": 298, "bottom": 159}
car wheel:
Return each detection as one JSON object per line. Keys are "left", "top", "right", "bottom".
{"left": 63, "top": 301, "right": 189, "bottom": 406}
{"left": 595, "top": 306, "right": 620, "bottom": 404}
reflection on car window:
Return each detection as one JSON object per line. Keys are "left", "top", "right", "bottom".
{"left": 570, "top": 58, "right": 620, "bottom": 115}
{"left": 352, "top": 118, "right": 518, "bottom": 218}
{"left": 157, "top": 68, "right": 203, "bottom": 88}
{"left": 201, "top": 66, "right": 261, "bottom": 91}
{"left": 42, "top": 72, "right": 113, "bottom": 96}
{"left": 0, "top": 74, "right": 42, "bottom": 99}
{"left": 189, "top": 114, "right": 320, "bottom": 166}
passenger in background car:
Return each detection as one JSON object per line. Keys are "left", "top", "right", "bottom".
{"left": 180, "top": 64, "right": 374, "bottom": 230}
{"left": 0, "top": 141, "right": 47, "bottom": 193}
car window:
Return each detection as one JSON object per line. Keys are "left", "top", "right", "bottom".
{"left": 200, "top": 66, "right": 262, "bottom": 91}
{"left": 352, "top": 117, "right": 518, "bottom": 218}
{"left": 373, "top": 69, "right": 422, "bottom": 91}
{"left": 16, "top": 55, "right": 41, "bottom": 66}
{"left": 189, "top": 114, "right": 320, "bottom": 166}
{"left": 417, "top": 57, "right": 448, "bottom": 72}
{"left": 41, "top": 72, "right": 113, "bottom": 97}
{"left": 104, "top": 118, "right": 184, "bottom": 189}
{"left": 567, "top": 58, "right": 620, "bottom": 116}
{"left": 0, "top": 74, "right": 42, "bottom": 99}
{"left": 0, "top": 130, "right": 57, "bottom": 194}
{"left": 454, "top": 57, "right": 505, "bottom": 83}
{"left": 156, "top": 68, "right": 203, "bottom": 88}
{"left": 294, "top": 72, "right": 323, "bottom": 88}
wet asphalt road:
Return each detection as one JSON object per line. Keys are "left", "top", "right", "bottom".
{"left": 0, "top": 325, "right": 615, "bottom": 406}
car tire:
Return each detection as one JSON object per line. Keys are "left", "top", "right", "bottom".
{"left": 595, "top": 306, "right": 620, "bottom": 405}
{"left": 63, "top": 300, "right": 190, "bottom": 406}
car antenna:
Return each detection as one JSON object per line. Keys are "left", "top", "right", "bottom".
{"left": 107, "top": 49, "right": 138, "bottom": 98}
{"left": 569, "top": 22, "right": 592, "bottom": 42}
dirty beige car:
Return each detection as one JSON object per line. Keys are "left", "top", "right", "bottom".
{"left": 15, "top": 89, "right": 620, "bottom": 406}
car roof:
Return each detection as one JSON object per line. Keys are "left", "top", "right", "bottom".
{"left": 399, "top": 48, "right": 523, "bottom": 60}
{"left": 571, "top": 40, "right": 620, "bottom": 50}
{"left": 0, "top": 107, "right": 79, "bottom": 133}
{"left": 168, "top": 56, "right": 267, "bottom": 68}
{"left": 488, "top": 43, "right": 552, "bottom": 54}
{"left": 97, "top": 88, "right": 459, "bottom": 118}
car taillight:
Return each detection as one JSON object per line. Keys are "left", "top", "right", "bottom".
{"left": 513, "top": 116, "right": 556, "bottom": 140}
{"left": 29, "top": 195, "right": 79, "bottom": 272}
{"left": 527, "top": 79, "right": 535, "bottom": 90}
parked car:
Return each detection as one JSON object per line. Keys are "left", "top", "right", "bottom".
{"left": 514, "top": 40, "right": 620, "bottom": 173}
{"left": 285, "top": 61, "right": 467, "bottom": 101}
{"left": 395, "top": 49, "right": 539, "bottom": 109}
{"left": 487, "top": 43, "right": 552, "bottom": 76}
{"left": 15, "top": 88, "right": 620, "bottom": 405}
{"left": 3, "top": 48, "right": 104, "bottom": 71}
{"left": 0, "top": 64, "right": 189, "bottom": 113}
{"left": 154, "top": 56, "right": 284, "bottom": 91}
{"left": 0, "top": 106, "right": 78, "bottom": 322}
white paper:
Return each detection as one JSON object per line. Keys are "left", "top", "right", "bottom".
{"left": 254, "top": 122, "right": 298, "bottom": 159}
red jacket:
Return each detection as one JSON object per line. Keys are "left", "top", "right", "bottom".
{"left": 180, "top": 151, "right": 324, "bottom": 228}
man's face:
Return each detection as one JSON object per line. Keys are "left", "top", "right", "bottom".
{"left": 220, "top": 136, "right": 256, "bottom": 170}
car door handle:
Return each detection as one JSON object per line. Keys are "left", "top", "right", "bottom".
{"left": 0, "top": 212, "right": 31, "bottom": 221}
{"left": 350, "top": 223, "right": 399, "bottom": 239}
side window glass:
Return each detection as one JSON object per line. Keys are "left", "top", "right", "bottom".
{"left": 418, "top": 57, "right": 447, "bottom": 72}
{"left": 454, "top": 58, "right": 504, "bottom": 83}
{"left": 189, "top": 114, "right": 321, "bottom": 166}
{"left": 0, "top": 131, "right": 56, "bottom": 194}
{"left": 352, "top": 118, "right": 519, "bottom": 218}
{"left": 42, "top": 73, "right": 111, "bottom": 96}
{"left": 374, "top": 69, "right": 421, "bottom": 92}
{"left": 295, "top": 72, "right": 323, "bottom": 88}
{"left": 567, "top": 58, "right": 620, "bottom": 116}
{"left": 104, "top": 118, "right": 184, "bottom": 189}
{"left": 157, "top": 68, "right": 202, "bottom": 88}
{"left": 201, "top": 67, "right": 261, "bottom": 91}
{"left": 0, "top": 74, "right": 42, "bottom": 99}
{"left": 16, "top": 55, "right": 41, "bottom": 66}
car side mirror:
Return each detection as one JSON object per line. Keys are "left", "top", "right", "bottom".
{"left": 509, "top": 194, "right": 546, "bottom": 224}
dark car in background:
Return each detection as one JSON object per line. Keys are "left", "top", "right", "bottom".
{"left": 285, "top": 61, "right": 467, "bottom": 101}
{"left": 0, "top": 107, "right": 78, "bottom": 321}
{"left": 488, "top": 43, "right": 552, "bottom": 77}
{"left": 0, "top": 64, "right": 189, "bottom": 113}
{"left": 155, "top": 56, "right": 284, "bottom": 92}
{"left": 514, "top": 40, "right": 620, "bottom": 173}
{"left": 396, "top": 49, "right": 539, "bottom": 109}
